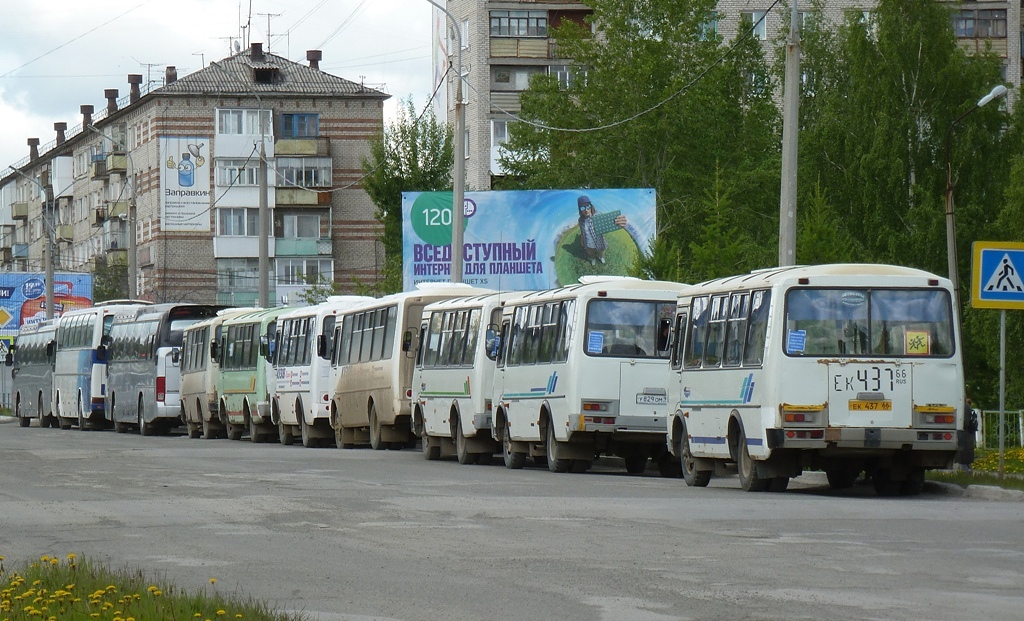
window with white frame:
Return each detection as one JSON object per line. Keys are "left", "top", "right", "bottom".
{"left": 490, "top": 10, "right": 547, "bottom": 37}
{"left": 492, "top": 120, "right": 507, "bottom": 146}
{"left": 275, "top": 157, "right": 332, "bottom": 188}
{"left": 492, "top": 66, "right": 543, "bottom": 91}
{"left": 216, "top": 159, "right": 260, "bottom": 187}
{"left": 281, "top": 213, "right": 321, "bottom": 239}
{"left": 276, "top": 258, "right": 332, "bottom": 286}
{"left": 741, "top": 11, "right": 768, "bottom": 41}
{"left": 217, "top": 258, "right": 260, "bottom": 293}
{"left": 954, "top": 9, "right": 1006, "bottom": 39}
{"left": 217, "top": 207, "right": 259, "bottom": 236}
{"left": 217, "top": 108, "right": 272, "bottom": 135}
{"left": 281, "top": 113, "right": 319, "bottom": 138}
{"left": 461, "top": 19, "right": 470, "bottom": 49}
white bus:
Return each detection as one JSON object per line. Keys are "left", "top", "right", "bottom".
{"left": 665, "top": 264, "right": 964, "bottom": 496}
{"left": 272, "top": 296, "right": 373, "bottom": 448}
{"left": 491, "top": 277, "right": 684, "bottom": 474}
{"left": 106, "top": 304, "right": 225, "bottom": 435}
{"left": 332, "top": 284, "right": 488, "bottom": 450}
{"left": 180, "top": 308, "right": 255, "bottom": 439}
{"left": 53, "top": 301, "right": 152, "bottom": 430}
{"left": 7, "top": 320, "right": 57, "bottom": 428}
{"left": 413, "top": 291, "right": 529, "bottom": 463}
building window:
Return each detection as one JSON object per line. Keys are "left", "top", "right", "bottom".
{"left": 217, "top": 108, "right": 272, "bottom": 135}
{"left": 700, "top": 13, "right": 719, "bottom": 41}
{"left": 217, "top": 258, "right": 260, "bottom": 294}
{"left": 276, "top": 258, "right": 332, "bottom": 286}
{"left": 275, "top": 157, "right": 332, "bottom": 188}
{"left": 217, "top": 207, "right": 259, "bottom": 236}
{"left": 215, "top": 159, "right": 260, "bottom": 186}
{"left": 490, "top": 10, "right": 547, "bottom": 37}
{"left": 281, "top": 113, "right": 319, "bottom": 138}
{"left": 492, "top": 66, "right": 543, "bottom": 91}
{"left": 461, "top": 19, "right": 470, "bottom": 49}
{"left": 492, "top": 120, "right": 507, "bottom": 146}
{"left": 955, "top": 10, "right": 1006, "bottom": 39}
{"left": 549, "top": 65, "right": 581, "bottom": 90}
{"left": 741, "top": 11, "right": 768, "bottom": 41}
{"left": 281, "top": 213, "right": 321, "bottom": 239}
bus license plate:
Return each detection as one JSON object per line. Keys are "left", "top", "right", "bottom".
{"left": 636, "top": 394, "right": 667, "bottom": 405}
{"left": 848, "top": 400, "right": 892, "bottom": 411}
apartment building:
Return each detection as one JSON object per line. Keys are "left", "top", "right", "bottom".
{"left": 437, "top": 1, "right": 1021, "bottom": 191}
{"left": 0, "top": 44, "right": 388, "bottom": 306}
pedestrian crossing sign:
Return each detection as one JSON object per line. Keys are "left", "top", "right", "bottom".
{"left": 972, "top": 241, "right": 1024, "bottom": 309}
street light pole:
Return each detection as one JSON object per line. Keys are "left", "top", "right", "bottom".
{"left": 87, "top": 125, "right": 137, "bottom": 299}
{"left": 426, "top": 0, "right": 464, "bottom": 284}
{"left": 944, "top": 84, "right": 1007, "bottom": 310}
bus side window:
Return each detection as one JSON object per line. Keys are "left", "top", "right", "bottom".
{"left": 742, "top": 290, "right": 771, "bottom": 366}
{"left": 684, "top": 296, "right": 709, "bottom": 369}
{"left": 670, "top": 312, "right": 687, "bottom": 370}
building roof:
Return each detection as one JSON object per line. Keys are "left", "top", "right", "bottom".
{"left": 158, "top": 47, "right": 390, "bottom": 100}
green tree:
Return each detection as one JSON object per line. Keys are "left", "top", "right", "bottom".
{"left": 92, "top": 254, "right": 128, "bottom": 302}
{"left": 362, "top": 97, "right": 453, "bottom": 294}
{"left": 294, "top": 274, "right": 342, "bottom": 305}
{"left": 500, "top": 0, "right": 781, "bottom": 281}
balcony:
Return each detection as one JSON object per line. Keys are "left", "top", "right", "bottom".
{"left": 94, "top": 208, "right": 107, "bottom": 226}
{"left": 107, "top": 200, "right": 128, "bottom": 219}
{"left": 275, "top": 136, "right": 330, "bottom": 157}
{"left": 275, "top": 237, "right": 331, "bottom": 256}
{"left": 489, "top": 37, "right": 552, "bottom": 59}
{"left": 11, "top": 202, "right": 29, "bottom": 220}
{"left": 55, "top": 225, "right": 74, "bottom": 241}
{"left": 105, "top": 153, "right": 128, "bottom": 173}
{"left": 275, "top": 187, "right": 331, "bottom": 206}
{"left": 91, "top": 160, "right": 108, "bottom": 179}
{"left": 12, "top": 243, "right": 28, "bottom": 258}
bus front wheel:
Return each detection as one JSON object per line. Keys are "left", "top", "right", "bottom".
{"left": 545, "top": 423, "right": 571, "bottom": 473}
{"left": 502, "top": 424, "right": 525, "bottom": 469}
{"left": 369, "top": 405, "right": 384, "bottom": 451}
{"left": 681, "top": 430, "right": 711, "bottom": 487}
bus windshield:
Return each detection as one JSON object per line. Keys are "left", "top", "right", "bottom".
{"left": 784, "top": 288, "right": 954, "bottom": 358}
{"left": 584, "top": 300, "right": 674, "bottom": 359}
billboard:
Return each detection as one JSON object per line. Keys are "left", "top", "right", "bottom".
{"left": 0, "top": 272, "right": 93, "bottom": 355}
{"left": 402, "top": 188, "right": 656, "bottom": 291}
{"left": 160, "top": 136, "right": 211, "bottom": 231}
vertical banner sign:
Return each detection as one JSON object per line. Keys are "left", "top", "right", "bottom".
{"left": 402, "top": 189, "right": 657, "bottom": 291}
{"left": 160, "top": 135, "right": 211, "bottom": 231}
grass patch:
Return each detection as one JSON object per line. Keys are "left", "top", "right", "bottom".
{"left": 926, "top": 447, "right": 1024, "bottom": 492}
{"left": 0, "top": 554, "right": 305, "bottom": 621}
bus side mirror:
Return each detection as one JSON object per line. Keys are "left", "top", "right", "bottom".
{"left": 485, "top": 326, "right": 499, "bottom": 361}
{"left": 46, "top": 341, "right": 55, "bottom": 358}
{"left": 210, "top": 341, "right": 220, "bottom": 362}
{"left": 657, "top": 318, "right": 672, "bottom": 352}
{"left": 3, "top": 351, "right": 12, "bottom": 367}
{"left": 96, "top": 344, "right": 108, "bottom": 362}
{"left": 171, "top": 348, "right": 180, "bottom": 364}
{"left": 402, "top": 329, "right": 413, "bottom": 352}
{"left": 316, "top": 334, "right": 328, "bottom": 359}
{"left": 259, "top": 335, "right": 270, "bottom": 359}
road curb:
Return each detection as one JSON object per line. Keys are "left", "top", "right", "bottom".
{"left": 927, "top": 480, "right": 1024, "bottom": 501}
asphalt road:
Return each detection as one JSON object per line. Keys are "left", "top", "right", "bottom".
{"left": 1, "top": 417, "right": 1022, "bottom": 621}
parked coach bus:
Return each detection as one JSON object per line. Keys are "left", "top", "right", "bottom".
{"left": 665, "top": 264, "right": 964, "bottom": 496}
{"left": 218, "top": 305, "right": 296, "bottom": 442}
{"left": 53, "top": 301, "right": 152, "bottom": 430}
{"left": 332, "top": 283, "right": 490, "bottom": 450}
{"left": 105, "top": 303, "right": 225, "bottom": 435}
{"left": 7, "top": 319, "right": 57, "bottom": 428}
{"left": 272, "top": 296, "right": 372, "bottom": 448}
{"left": 413, "top": 290, "right": 529, "bottom": 464}
{"left": 490, "top": 276, "right": 684, "bottom": 474}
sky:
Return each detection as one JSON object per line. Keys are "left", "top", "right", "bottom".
{"left": 0, "top": 0, "right": 435, "bottom": 169}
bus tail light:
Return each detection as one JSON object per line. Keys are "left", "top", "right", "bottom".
{"left": 581, "top": 401, "right": 608, "bottom": 412}
{"left": 914, "top": 405, "right": 956, "bottom": 427}
{"left": 781, "top": 403, "right": 825, "bottom": 426}
{"left": 785, "top": 429, "right": 824, "bottom": 439}
{"left": 156, "top": 376, "right": 166, "bottom": 402}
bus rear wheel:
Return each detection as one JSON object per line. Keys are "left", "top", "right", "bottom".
{"left": 682, "top": 431, "right": 711, "bottom": 487}
{"left": 17, "top": 399, "right": 29, "bottom": 427}
{"left": 545, "top": 423, "right": 571, "bottom": 473}
{"left": 502, "top": 425, "right": 525, "bottom": 469}
{"left": 369, "top": 405, "right": 384, "bottom": 451}
{"left": 455, "top": 419, "right": 478, "bottom": 465}
{"left": 737, "top": 428, "right": 769, "bottom": 492}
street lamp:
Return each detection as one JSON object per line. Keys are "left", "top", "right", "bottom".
{"left": 944, "top": 84, "right": 1007, "bottom": 309}
{"left": 86, "top": 125, "right": 138, "bottom": 299}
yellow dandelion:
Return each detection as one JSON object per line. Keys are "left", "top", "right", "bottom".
{"left": 66, "top": 554, "right": 75, "bottom": 561}
{"left": 216, "top": 610, "right": 226, "bottom": 616}
{"left": 153, "top": 590, "right": 162, "bottom": 597}
{"left": 194, "top": 614, "right": 202, "bottom": 619}
{"left": 209, "top": 578, "right": 217, "bottom": 585}
{"left": 147, "top": 586, "right": 158, "bottom": 593}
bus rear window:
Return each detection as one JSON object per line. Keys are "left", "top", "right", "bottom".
{"left": 584, "top": 300, "right": 674, "bottom": 359}
{"left": 784, "top": 288, "right": 954, "bottom": 358}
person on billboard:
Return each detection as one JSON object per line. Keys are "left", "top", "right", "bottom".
{"left": 577, "top": 195, "right": 627, "bottom": 266}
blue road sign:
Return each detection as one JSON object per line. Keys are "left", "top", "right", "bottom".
{"left": 972, "top": 242, "right": 1024, "bottom": 309}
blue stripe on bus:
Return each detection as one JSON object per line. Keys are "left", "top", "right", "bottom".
{"left": 692, "top": 436, "right": 727, "bottom": 445}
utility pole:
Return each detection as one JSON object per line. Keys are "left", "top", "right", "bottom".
{"left": 778, "top": 1, "right": 800, "bottom": 266}
{"left": 426, "top": 0, "right": 464, "bottom": 284}
{"left": 258, "top": 140, "right": 270, "bottom": 307}
{"left": 9, "top": 166, "right": 54, "bottom": 318}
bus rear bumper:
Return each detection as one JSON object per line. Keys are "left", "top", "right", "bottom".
{"left": 766, "top": 427, "right": 958, "bottom": 452}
